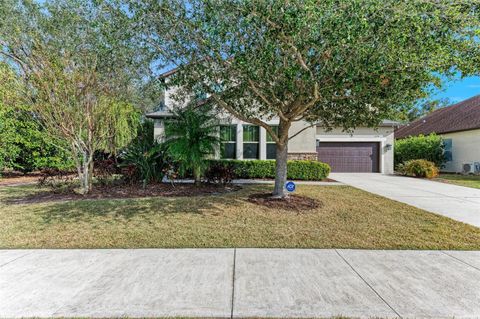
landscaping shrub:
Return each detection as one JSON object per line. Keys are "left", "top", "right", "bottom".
{"left": 400, "top": 159, "right": 439, "bottom": 178}
{"left": 0, "top": 63, "right": 74, "bottom": 175}
{"left": 232, "top": 160, "right": 276, "bottom": 179}
{"left": 287, "top": 160, "right": 331, "bottom": 180}
{"left": 207, "top": 160, "right": 330, "bottom": 181}
{"left": 119, "top": 120, "right": 165, "bottom": 186}
{"left": 162, "top": 160, "right": 182, "bottom": 186}
{"left": 38, "top": 168, "right": 76, "bottom": 192}
{"left": 204, "top": 161, "right": 235, "bottom": 185}
{"left": 394, "top": 134, "right": 446, "bottom": 169}
{"left": 0, "top": 103, "right": 74, "bottom": 174}
{"left": 94, "top": 158, "right": 118, "bottom": 185}
{"left": 164, "top": 105, "right": 220, "bottom": 186}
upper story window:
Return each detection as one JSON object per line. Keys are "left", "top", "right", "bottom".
{"left": 195, "top": 90, "right": 207, "bottom": 101}
{"left": 193, "top": 84, "right": 207, "bottom": 101}
{"left": 443, "top": 138, "right": 453, "bottom": 162}
{"left": 220, "top": 125, "right": 236, "bottom": 159}
{"left": 243, "top": 125, "right": 259, "bottom": 159}
{"left": 266, "top": 125, "right": 278, "bottom": 160}
{"left": 157, "top": 100, "right": 166, "bottom": 111}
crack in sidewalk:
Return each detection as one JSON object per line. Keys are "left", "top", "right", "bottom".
{"left": 335, "top": 249, "right": 402, "bottom": 319}
{"left": 0, "top": 252, "right": 33, "bottom": 269}
{"left": 441, "top": 251, "right": 480, "bottom": 272}
{"left": 230, "top": 248, "right": 237, "bottom": 319}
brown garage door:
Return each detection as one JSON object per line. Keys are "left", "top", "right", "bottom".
{"left": 316, "top": 142, "right": 380, "bottom": 172}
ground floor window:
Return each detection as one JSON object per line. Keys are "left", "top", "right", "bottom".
{"left": 266, "top": 125, "right": 278, "bottom": 159}
{"left": 243, "top": 125, "right": 259, "bottom": 159}
{"left": 443, "top": 138, "right": 453, "bottom": 162}
{"left": 220, "top": 125, "right": 237, "bottom": 159}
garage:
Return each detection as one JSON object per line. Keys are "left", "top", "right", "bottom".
{"left": 316, "top": 142, "right": 380, "bottom": 172}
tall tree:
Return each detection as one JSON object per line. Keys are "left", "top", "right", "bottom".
{"left": 0, "top": 62, "right": 73, "bottom": 173}
{"left": 128, "top": 0, "right": 480, "bottom": 197}
{"left": 0, "top": 0, "right": 152, "bottom": 193}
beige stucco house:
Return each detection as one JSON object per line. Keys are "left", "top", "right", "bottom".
{"left": 146, "top": 71, "right": 398, "bottom": 174}
{"left": 395, "top": 95, "right": 480, "bottom": 173}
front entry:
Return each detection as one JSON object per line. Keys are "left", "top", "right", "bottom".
{"left": 316, "top": 142, "right": 380, "bottom": 173}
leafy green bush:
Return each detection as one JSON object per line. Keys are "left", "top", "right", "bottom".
{"left": 204, "top": 161, "right": 235, "bottom": 185}
{"left": 164, "top": 105, "right": 220, "bottom": 185}
{"left": 120, "top": 120, "right": 165, "bottom": 186}
{"left": 399, "top": 159, "right": 439, "bottom": 178}
{"left": 232, "top": 160, "right": 276, "bottom": 178}
{"left": 287, "top": 160, "right": 331, "bottom": 180}
{"left": 394, "top": 134, "right": 446, "bottom": 169}
{"left": 207, "top": 160, "right": 330, "bottom": 181}
{"left": 0, "top": 62, "right": 74, "bottom": 174}
{"left": 0, "top": 103, "right": 73, "bottom": 174}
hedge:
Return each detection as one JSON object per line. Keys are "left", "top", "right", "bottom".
{"left": 394, "top": 133, "right": 446, "bottom": 169}
{"left": 206, "top": 159, "right": 330, "bottom": 181}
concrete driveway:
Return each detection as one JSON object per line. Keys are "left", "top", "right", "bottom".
{"left": 1, "top": 249, "right": 480, "bottom": 318}
{"left": 330, "top": 173, "right": 480, "bottom": 228}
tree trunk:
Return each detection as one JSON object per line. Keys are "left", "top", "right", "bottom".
{"left": 193, "top": 166, "right": 201, "bottom": 187}
{"left": 272, "top": 142, "right": 288, "bottom": 198}
{"left": 80, "top": 155, "right": 89, "bottom": 194}
{"left": 77, "top": 150, "right": 93, "bottom": 195}
{"left": 87, "top": 153, "right": 94, "bottom": 191}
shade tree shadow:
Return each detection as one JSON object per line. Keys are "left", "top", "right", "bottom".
{"left": 29, "top": 189, "right": 253, "bottom": 225}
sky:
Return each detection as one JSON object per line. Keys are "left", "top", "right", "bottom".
{"left": 432, "top": 75, "right": 480, "bottom": 104}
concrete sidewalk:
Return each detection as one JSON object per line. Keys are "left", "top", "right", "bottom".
{"left": 330, "top": 173, "right": 480, "bottom": 228}
{"left": 1, "top": 249, "right": 480, "bottom": 318}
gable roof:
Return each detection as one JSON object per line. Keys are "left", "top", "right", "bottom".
{"left": 159, "top": 68, "right": 178, "bottom": 79}
{"left": 395, "top": 95, "right": 480, "bottom": 139}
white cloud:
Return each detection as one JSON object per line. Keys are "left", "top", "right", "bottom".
{"left": 467, "top": 84, "right": 480, "bottom": 88}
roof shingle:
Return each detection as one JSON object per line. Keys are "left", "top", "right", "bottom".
{"left": 395, "top": 95, "right": 480, "bottom": 139}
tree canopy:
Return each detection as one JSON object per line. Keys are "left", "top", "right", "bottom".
{"left": 394, "top": 98, "right": 453, "bottom": 123}
{"left": 0, "top": 62, "right": 73, "bottom": 173}
{"left": 128, "top": 0, "right": 480, "bottom": 196}
{"left": 0, "top": 0, "right": 153, "bottom": 192}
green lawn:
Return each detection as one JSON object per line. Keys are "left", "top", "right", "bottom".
{"left": 1, "top": 184, "right": 480, "bottom": 249}
{"left": 434, "top": 174, "right": 480, "bottom": 189}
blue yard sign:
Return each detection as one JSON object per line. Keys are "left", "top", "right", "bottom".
{"left": 285, "top": 181, "right": 296, "bottom": 192}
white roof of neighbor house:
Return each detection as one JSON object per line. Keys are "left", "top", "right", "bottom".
{"left": 145, "top": 110, "right": 176, "bottom": 119}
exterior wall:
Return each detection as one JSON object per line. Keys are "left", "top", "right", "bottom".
{"left": 153, "top": 116, "right": 317, "bottom": 160}
{"left": 440, "top": 129, "right": 480, "bottom": 173}
{"left": 316, "top": 126, "right": 395, "bottom": 174}
{"left": 288, "top": 121, "right": 317, "bottom": 153}
{"left": 287, "top": 153, "right": 317, "bottom": 160}
{"left": 221, "top": 118, "right": 316, "bottom": 160}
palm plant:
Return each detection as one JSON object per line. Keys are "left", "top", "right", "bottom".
{"left": 165, "top": 105, "right": 220, "bottom": 186}
{"left": 120, "top": 120, "right": 165, "bottom": 187}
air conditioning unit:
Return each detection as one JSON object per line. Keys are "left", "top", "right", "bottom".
{"left": 462, "top": 162, "right": 476, "bottom": 174}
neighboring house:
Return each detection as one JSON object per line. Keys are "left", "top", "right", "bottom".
{"left": 146, "top": 70, "right": 398, "bottom": 174}
{"left": 395, "top": 95, "right": 480, "bottom": 173}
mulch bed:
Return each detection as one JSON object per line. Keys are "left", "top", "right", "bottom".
{"left": 4, "top": 183, "right": 241, "bottom": 204}
{"left": 247, "top": 193, "right": 321, "bottom": 212}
